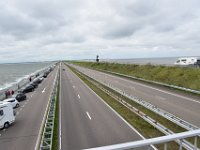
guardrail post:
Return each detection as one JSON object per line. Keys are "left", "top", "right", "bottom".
{"left": 164, "top": 143, "right": 167, "bottom": 150}
{"left": 179, "top": 139, "right": 183, "bottom": 150}
{"left": 194, "top": 136, "right": 198, "bottom": 150}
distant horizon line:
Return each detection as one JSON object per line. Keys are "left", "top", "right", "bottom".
{"left": 0, "top": 55, "right": 200, "bottom": 64}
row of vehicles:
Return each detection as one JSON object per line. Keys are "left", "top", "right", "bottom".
{"left": 0, "top": 68, "right": 53, "bottom": 129}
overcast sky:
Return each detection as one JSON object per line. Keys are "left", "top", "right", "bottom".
{"left": 0, "top": 0, "right": 200, "bottom": 63}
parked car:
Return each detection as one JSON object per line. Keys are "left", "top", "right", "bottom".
{"left": 14, "top": 93, "right": 26, "bottom": 102}
{"left": 35, "top": 73, "right": 40, "bottom": 77}
{"left": 29, "top": 82, "right": 38, "bottom": 88}
{"left": 0, "top": 102, "right": 15, "bottom": 129}
{"left": 43, "top": 73, "right": 48, "bottom": 78}
{"left": 18, "top": 85, "right": 34, "bottom": 93}
{"left": 3, "top": 98, "right": 19, "bottom": 108}
{"left": 33, "top": 78, "right": 42, "bottom": 84}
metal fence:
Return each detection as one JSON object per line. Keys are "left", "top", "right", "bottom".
{"left": 39, "top": 68, "right": 59, "bottom": 150}
{"left": 85, "top": 129, "right": 200, "bottom": 150}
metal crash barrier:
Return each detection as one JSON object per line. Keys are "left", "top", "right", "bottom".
{"left": 85, "top": 129, "right": 200, "bottom": 150}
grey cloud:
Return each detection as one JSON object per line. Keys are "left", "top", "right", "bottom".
{"left": 0, "top": 0, "right": 200, "bottom": 63}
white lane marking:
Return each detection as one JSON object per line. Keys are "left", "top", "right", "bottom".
{"left": 86, "top": 112, "right": 92, "bottom": 120}
{"left": 42, "top": 88, "right": 46, "bottom": 93}
{"left": 73, "top": 85, "right": 75, "bottom": 89}
{"left": 78, "top": 94, "right": 80, "bottom": 99}
{"left": 155, "top": 95, "right": 166, "bottom": 100}
{"left": 22, "top": 105, "right": 25, "bottom": 108}
{"left": 16, "top": 112, "right": 19, "bottom": 116}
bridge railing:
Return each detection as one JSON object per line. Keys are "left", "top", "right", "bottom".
{"left": 85, "top": 129, "right": 200, "bottom": 150}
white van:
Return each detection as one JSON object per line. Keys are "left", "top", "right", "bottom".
{"left": 174, "top": 57, "right": 200, "bottom": 66}
{"left": 0, "top": 102, "right": 16, "bottom": 129}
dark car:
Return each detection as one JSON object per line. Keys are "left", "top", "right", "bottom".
{"left": 19, "top": 85, "right": 34, "bottom": 93}
{"left": 43, "top": 73, "right": 48, "bottom": 78}
{"left": 15, "top": 93, "right": 26, "bottom": 102}
{"left": 33, "top": 78, "right": 42, "bottom": 84}
{"left": 29, "top": 82, "right": 38, "bottom": 88}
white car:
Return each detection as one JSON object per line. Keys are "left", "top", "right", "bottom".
{"left": 3, "top": 98, "right": 19, "bottom": 108}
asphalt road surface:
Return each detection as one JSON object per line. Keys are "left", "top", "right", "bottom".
{"left": 60, "top": 63, "right": 150, "bottom": 150}
{"left": 70, "top": 64, "right": 200, "bottom": 128}
{"left": 0, "top": 67, "right": 58, "bottom": 150}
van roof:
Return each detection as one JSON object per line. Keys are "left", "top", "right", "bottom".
{"left": 0, "top": 101, "right": 11, "bottom": 107}
{"left": 3, "top": 98, "right": 15, "bottom": 102}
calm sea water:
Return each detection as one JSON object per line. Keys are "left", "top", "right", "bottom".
{"left": 0, "top": 62, "right": 53, "bottom": 90}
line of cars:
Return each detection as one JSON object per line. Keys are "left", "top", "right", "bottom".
{"left": 0, "top": 68, "right": 52, "bottom": 129}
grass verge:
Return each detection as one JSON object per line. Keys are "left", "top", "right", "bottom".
{"left": 52, "top": 75, "right": 60, "bottom": 150}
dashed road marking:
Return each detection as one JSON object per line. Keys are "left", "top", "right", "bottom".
{"left": 42, "top": 88, "right": 46, "bottom": 93}
{"left": 86, "top": 112, "right": 91, "bottom": 120}
{"left": 73, "top": 85, "right": 75, "bottom": 89}
{"left": 78, "top": 94, "right": 80, "bottom": 99}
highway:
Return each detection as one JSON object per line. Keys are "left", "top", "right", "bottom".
{"left": 0, "top": 67, "right": 58, "bottom": 150}
{"left": 60, "top": 63, "right": 150, "bottom": 150}
{"left": 70, "top": 64, "right": 200, "bottom": 128}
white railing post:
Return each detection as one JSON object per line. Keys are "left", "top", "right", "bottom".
{"left": 179, "top": 139, "right": 183, "bottom": 150}
{"left": 194, "top": 136, "right": 198, "bottom": 150}
{"left": 164, "top": 143, "right": 167, "bottom": 150}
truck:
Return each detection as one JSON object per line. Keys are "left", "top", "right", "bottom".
{"left": 0, "top": 101, "right": 16, "bottom": 129}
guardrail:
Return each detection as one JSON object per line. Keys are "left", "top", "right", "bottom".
{"left": 99, "top": 69, "right": 200, "bottom": 95}
{"left": 85, "top": 129, "right": 200, "bottom": 150}
{"left": 39, "top": 67, "right": 59, "bottom": 150}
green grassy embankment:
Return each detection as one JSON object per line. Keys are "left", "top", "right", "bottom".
{"left": 52, "top": 77, "right": 60, "bottom": 150}
{"left": 71, "top": 61, "right": 200, "bottom": 92}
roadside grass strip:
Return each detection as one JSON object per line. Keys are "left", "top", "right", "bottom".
{"left": 52, "top": 74, "right": 60, "bottom": 150}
